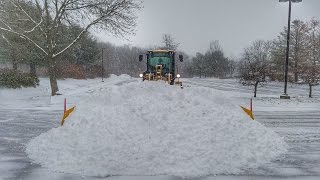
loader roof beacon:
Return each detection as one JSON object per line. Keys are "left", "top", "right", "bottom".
{"left": 139, "top": 50, "right": 184, "bottom": 87}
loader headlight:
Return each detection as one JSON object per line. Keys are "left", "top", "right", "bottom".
{"left": 176, "top": 74, "right": 181, "bottom": 78}
{"left": 139, "top": 73, "right": 143, "bottom": 78}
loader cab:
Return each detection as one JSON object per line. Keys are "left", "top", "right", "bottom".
{"left": 147, "top": 50, "right": 175, "bottom": 75}
{"left": 139, "top": 50, "right": 183, "bottom": 85}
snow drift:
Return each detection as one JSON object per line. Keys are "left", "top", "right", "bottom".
{"left": 26, "top": 80, "right": 287, "bottom": 177}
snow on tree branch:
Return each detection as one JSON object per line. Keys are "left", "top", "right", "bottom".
{"left": 0, "top": 26, "right": 48, "bottom": 55}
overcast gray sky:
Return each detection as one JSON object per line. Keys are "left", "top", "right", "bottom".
{"left": 96, "top": 0, "right": 320, "bottom": 57}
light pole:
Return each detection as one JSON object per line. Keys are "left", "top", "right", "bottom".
{"left": 279, "top": 0, "right": 302, "bottom": 99}
{"left": 101, "top": 48, "right": 105, "bottom": 82}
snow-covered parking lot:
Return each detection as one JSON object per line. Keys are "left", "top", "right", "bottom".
{"left": 1, "top": 76, "right": 320, "bottom": 180}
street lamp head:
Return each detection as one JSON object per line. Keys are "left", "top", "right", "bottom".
{"left": 279, "top": 0, "right": 302, "bottom": 2}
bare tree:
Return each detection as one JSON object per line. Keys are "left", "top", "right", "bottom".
{"left": 0, "top": 0, "right": 141, "bottom": 95}
{"left": 98, "top": 42, "right": 146, "bottom": 77}
{"left": 299, "top": 64, "right": 320, "bottom": 98}
{"left": 239, "top": 40, "right": 271, "bottom": 97}
{"left": 271, "top": 20, "right": 309, "bottom": 82}
{"left": 204, "top": 40, "right": 229, "bottom": 78}
{"left": 161, "top": 34, "right": 179, "bottom": 50}
{"left": 228, "top": 59, "right": 237, "bottom": 78}
{"left": 291, "top": 20, "right": 309, "bottom": 82}
{"left": 192, "top": 52, "right": 206, "bottom": 78}
{"left": 209, "top": 40, "right": 222, "bottom": 53}
{"left": 299, "top": 19, "right": 320, "bottom": 98}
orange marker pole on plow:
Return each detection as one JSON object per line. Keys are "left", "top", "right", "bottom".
{"left": 241, "top": 98, "right": 255, "bottom": 120}
{"left": 61, "top": 98, "right": 75, "bottom": 126}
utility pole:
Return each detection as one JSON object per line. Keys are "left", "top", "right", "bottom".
{"left": 101, "top": 48, "right": 104, "bottom": 82}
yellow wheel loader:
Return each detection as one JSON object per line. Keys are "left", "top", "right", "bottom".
{"left": 139, "top": 50, "right": 183, "bottom": 86}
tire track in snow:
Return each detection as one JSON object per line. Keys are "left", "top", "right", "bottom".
{"left": 254, "top": 111, "right": 320, "bottom": 176}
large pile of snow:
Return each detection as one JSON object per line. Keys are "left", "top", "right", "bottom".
{"left": 26, "top": 81, "right": 287, "bottom": 177}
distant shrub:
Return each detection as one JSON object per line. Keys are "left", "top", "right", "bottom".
{"left": 56, "top": 62, "right": 107, "bottom": 79}
{"left": 57, "top": 63, "right": 86, "bottom": 79}
{"left": 0, "top": 69, "right": 39, "bottom": 89}
{"left": 86, "top": 65, "right": 106, "bottom": 79}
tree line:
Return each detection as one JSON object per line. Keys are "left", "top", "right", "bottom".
{"left": 0, "top": 1, "right": 319, "bottom": 98}
{"left": 177, "top": 18, "right": 320, "bottom": 98}
{"left": 99, "top": 34, "right": 190, "bottom": 78}
{"left": 190, "top": 40, "right": 236, "bottom": 79}
{"left": 238, "top": 19, "right": 320, "bottom": 98}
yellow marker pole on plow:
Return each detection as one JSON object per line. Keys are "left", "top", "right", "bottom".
{"left": 61, "top": 98, "right": 75, "bottom": 126}
{"left": 241, "top": 98, "right": 254, "bottom": 120}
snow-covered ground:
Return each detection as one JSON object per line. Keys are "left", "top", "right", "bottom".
{"left": 186, "top": 78, "right": 320, "bottom": 112}
{"left": 185, "top": 78, "right": 320, "bottom": 178}
{"left": 0, "top": 76, "right": 320, "bottom": 179}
